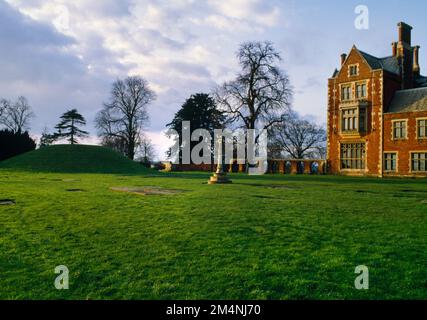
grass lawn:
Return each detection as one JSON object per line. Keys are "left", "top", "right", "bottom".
{"left": 0, "top": 170, "right": 426, "bottom": 299}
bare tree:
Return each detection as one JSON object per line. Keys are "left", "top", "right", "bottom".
{"left": 100, "top": 135, "right": 128, "bottom": 156}
{"left": 95, "top": 76, "right": 156, "bottom": 160}
{"left": 0, "top": 96, "right": 34, "bottom": 133}
{"left": 215, "top": 41, "right": 292, "bottom": 134}
{"left": 0, "top": 99, "right": 7, "bottom": 119}
{"left": 269, "top": 112, "right": 326, "bottom": 160}
{"left": 137, "top": 135, "right": 156, "bottom": 166}
{"left": 39, "top": 126, "right": 56, "bottom": 148}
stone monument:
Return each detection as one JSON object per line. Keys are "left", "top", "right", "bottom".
{"left": 208, "top": 136, "right": 232, "bottom": 184}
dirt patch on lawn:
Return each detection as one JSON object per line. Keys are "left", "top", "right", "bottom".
{"left": 0, "top": 199, "right": 15, "bottom": 206}
{"left": 110, "top": 186, "right": 186, "bottom": 196}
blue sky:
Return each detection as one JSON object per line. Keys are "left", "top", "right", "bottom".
{"left": 1, "top": 0, "right": 426, "bottom": 158}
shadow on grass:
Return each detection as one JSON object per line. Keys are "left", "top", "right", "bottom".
{"left": 153, "top": 171, "right": 427, "bottom": 186}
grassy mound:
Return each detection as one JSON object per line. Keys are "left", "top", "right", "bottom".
{"left": 0, "top": 144, "right": 151, "bottom": 174}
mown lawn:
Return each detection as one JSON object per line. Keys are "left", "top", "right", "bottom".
{"left": 0, "top": 171, "right": 426, "bottom": 299}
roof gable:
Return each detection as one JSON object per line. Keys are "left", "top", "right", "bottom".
{"left": 334, "top": 46, "right": 374, "bottom": 79}
{"left": 332, "top": 46, "right": 401, "bottom": 79}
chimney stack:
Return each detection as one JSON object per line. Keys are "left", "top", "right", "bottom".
{"left": 396, "top": 22, "right": 414, "bottom": 89}
{"left": 413, "top": 45, "right": 420, "bottom": 76}
{"left": 391, "top": 42, "right": 397, "bottom": 56}
{"left": 340, "top": 53, "right": 347, "bottom": 66}
{"left": 398, "top": 22, "right": 412, "bottom": 46}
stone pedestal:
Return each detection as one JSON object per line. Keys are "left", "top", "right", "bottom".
{"left": 208, "top": 168, "right": 232, "bottom": 184}
{"left": 209, "top": 138, "right": 232, "bottom": 184}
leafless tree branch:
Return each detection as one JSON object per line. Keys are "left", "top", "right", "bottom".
{"left": 95, "top": 76, "right": 156, "bottom": 160}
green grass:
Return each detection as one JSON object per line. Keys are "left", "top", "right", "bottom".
{"left": 0, "top": 144, "right": 151, "bottom": 174}
{"left": 0, "top": 169, "right": 426, "bottom": 299}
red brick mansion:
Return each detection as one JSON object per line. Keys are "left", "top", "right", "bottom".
{"left": 327, "top": 22, "right": 427, "bottom": 177}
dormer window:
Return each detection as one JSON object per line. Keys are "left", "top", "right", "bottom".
{"left": 349, "top": 65, "right": 359, "bottom": 76}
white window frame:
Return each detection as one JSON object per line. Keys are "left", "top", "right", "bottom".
{"left": 355, "top": 82, "right": 367, "bottom": 99}
{"left": 383, "top": 152, "right": 398, "bottom": 173}
{"left": 340, "top": 142, "right": 366, "bottom": 170}
{"left": 416, "top": 117, "right": 427, "bottom": 139}
{"left": 391, "top": 119, "right": 408, "bottom": 140}
{"left": 409, "top": 151, "right": 427, "bottom": 173}
{"left": 348, "top": 64, "right": 359, "bottom": 77}
{"left": 339, "top": 106, "right": 367, "bottom": 134}
{"left": 341, "top": 85, "right": 352, "bottom": 101}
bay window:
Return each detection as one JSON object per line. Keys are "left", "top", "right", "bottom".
{"left": 341, "top": 107, "right": 367, "bottom": 133}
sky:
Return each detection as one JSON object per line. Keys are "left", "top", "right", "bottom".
{"left": 1, "top": 0, "right": 427, "bottom": 159}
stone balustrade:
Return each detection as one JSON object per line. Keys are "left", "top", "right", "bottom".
{"left": 162, "top": 159, "right": 326, "bottom": 174}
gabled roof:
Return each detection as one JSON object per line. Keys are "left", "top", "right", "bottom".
{"left": 331, "top": 68, "right": 339, "bottom": 78}
{"left": 387, "top": 87, "right": 427, "bottom": 113}
{"left": 359, "top": 51, "right": 400, "bottom": 75}
{"left": 330, "top": 46, "right": 427, "bottom": 85}
{"left": 330, "top": 46, "right": 401, "bottom": 79}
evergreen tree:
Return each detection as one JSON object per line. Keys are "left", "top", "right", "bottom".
{"left": 54, "top": 109, "right": 88, "bottom": 144}
{"left": 166, "top": 93, "right": 225, "bottom": 164}
{"left": 0, "top": 130, "right": 36, "bottom": 161}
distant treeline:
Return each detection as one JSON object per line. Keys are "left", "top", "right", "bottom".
{"left": 0, "top": 130, "right": 36, "bottom": 161}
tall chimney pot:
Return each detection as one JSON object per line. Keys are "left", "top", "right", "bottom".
{"left": 391, "top": 42, "right": 397, "bottom": 56}
{"left": 398, "top": 22, "right": 413, "bottom": 46}
{"left": 413, "top": 45, "right": 420, "bottom": 76}
{"left": 340, "top": 53, "right": 347, "bottom": 66}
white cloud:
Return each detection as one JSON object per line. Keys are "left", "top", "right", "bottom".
{"left": 208, "top": 0, "right": 280, "bottom": 27}
{"left": 2, "top": 0, "right": 330, "bottom": 159}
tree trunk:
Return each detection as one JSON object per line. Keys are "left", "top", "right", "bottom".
{"left": 127, "top": 139, "right": 135, "bottom": 160}
{"left": 71, "top": 118, "right": 74, "bottom": 145}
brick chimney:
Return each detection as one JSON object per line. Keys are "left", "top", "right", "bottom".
{"left": 413, "top": 45, "right": 420, "bottom": 77}
{"left": 398, "top": 22, "right": 412, "bottom": 46}
{"left": 391, "top": 42, "right": 397, "bottom": 56}
{"left": 341, "top": 53, "right": 347, "bottom": 66}
{"left": 396, "top": 22, "right": 414, "bottom": 89}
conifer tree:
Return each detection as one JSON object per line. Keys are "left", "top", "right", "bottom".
{"left": 54, "top": 109, "right": 88, "bottom": 144}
